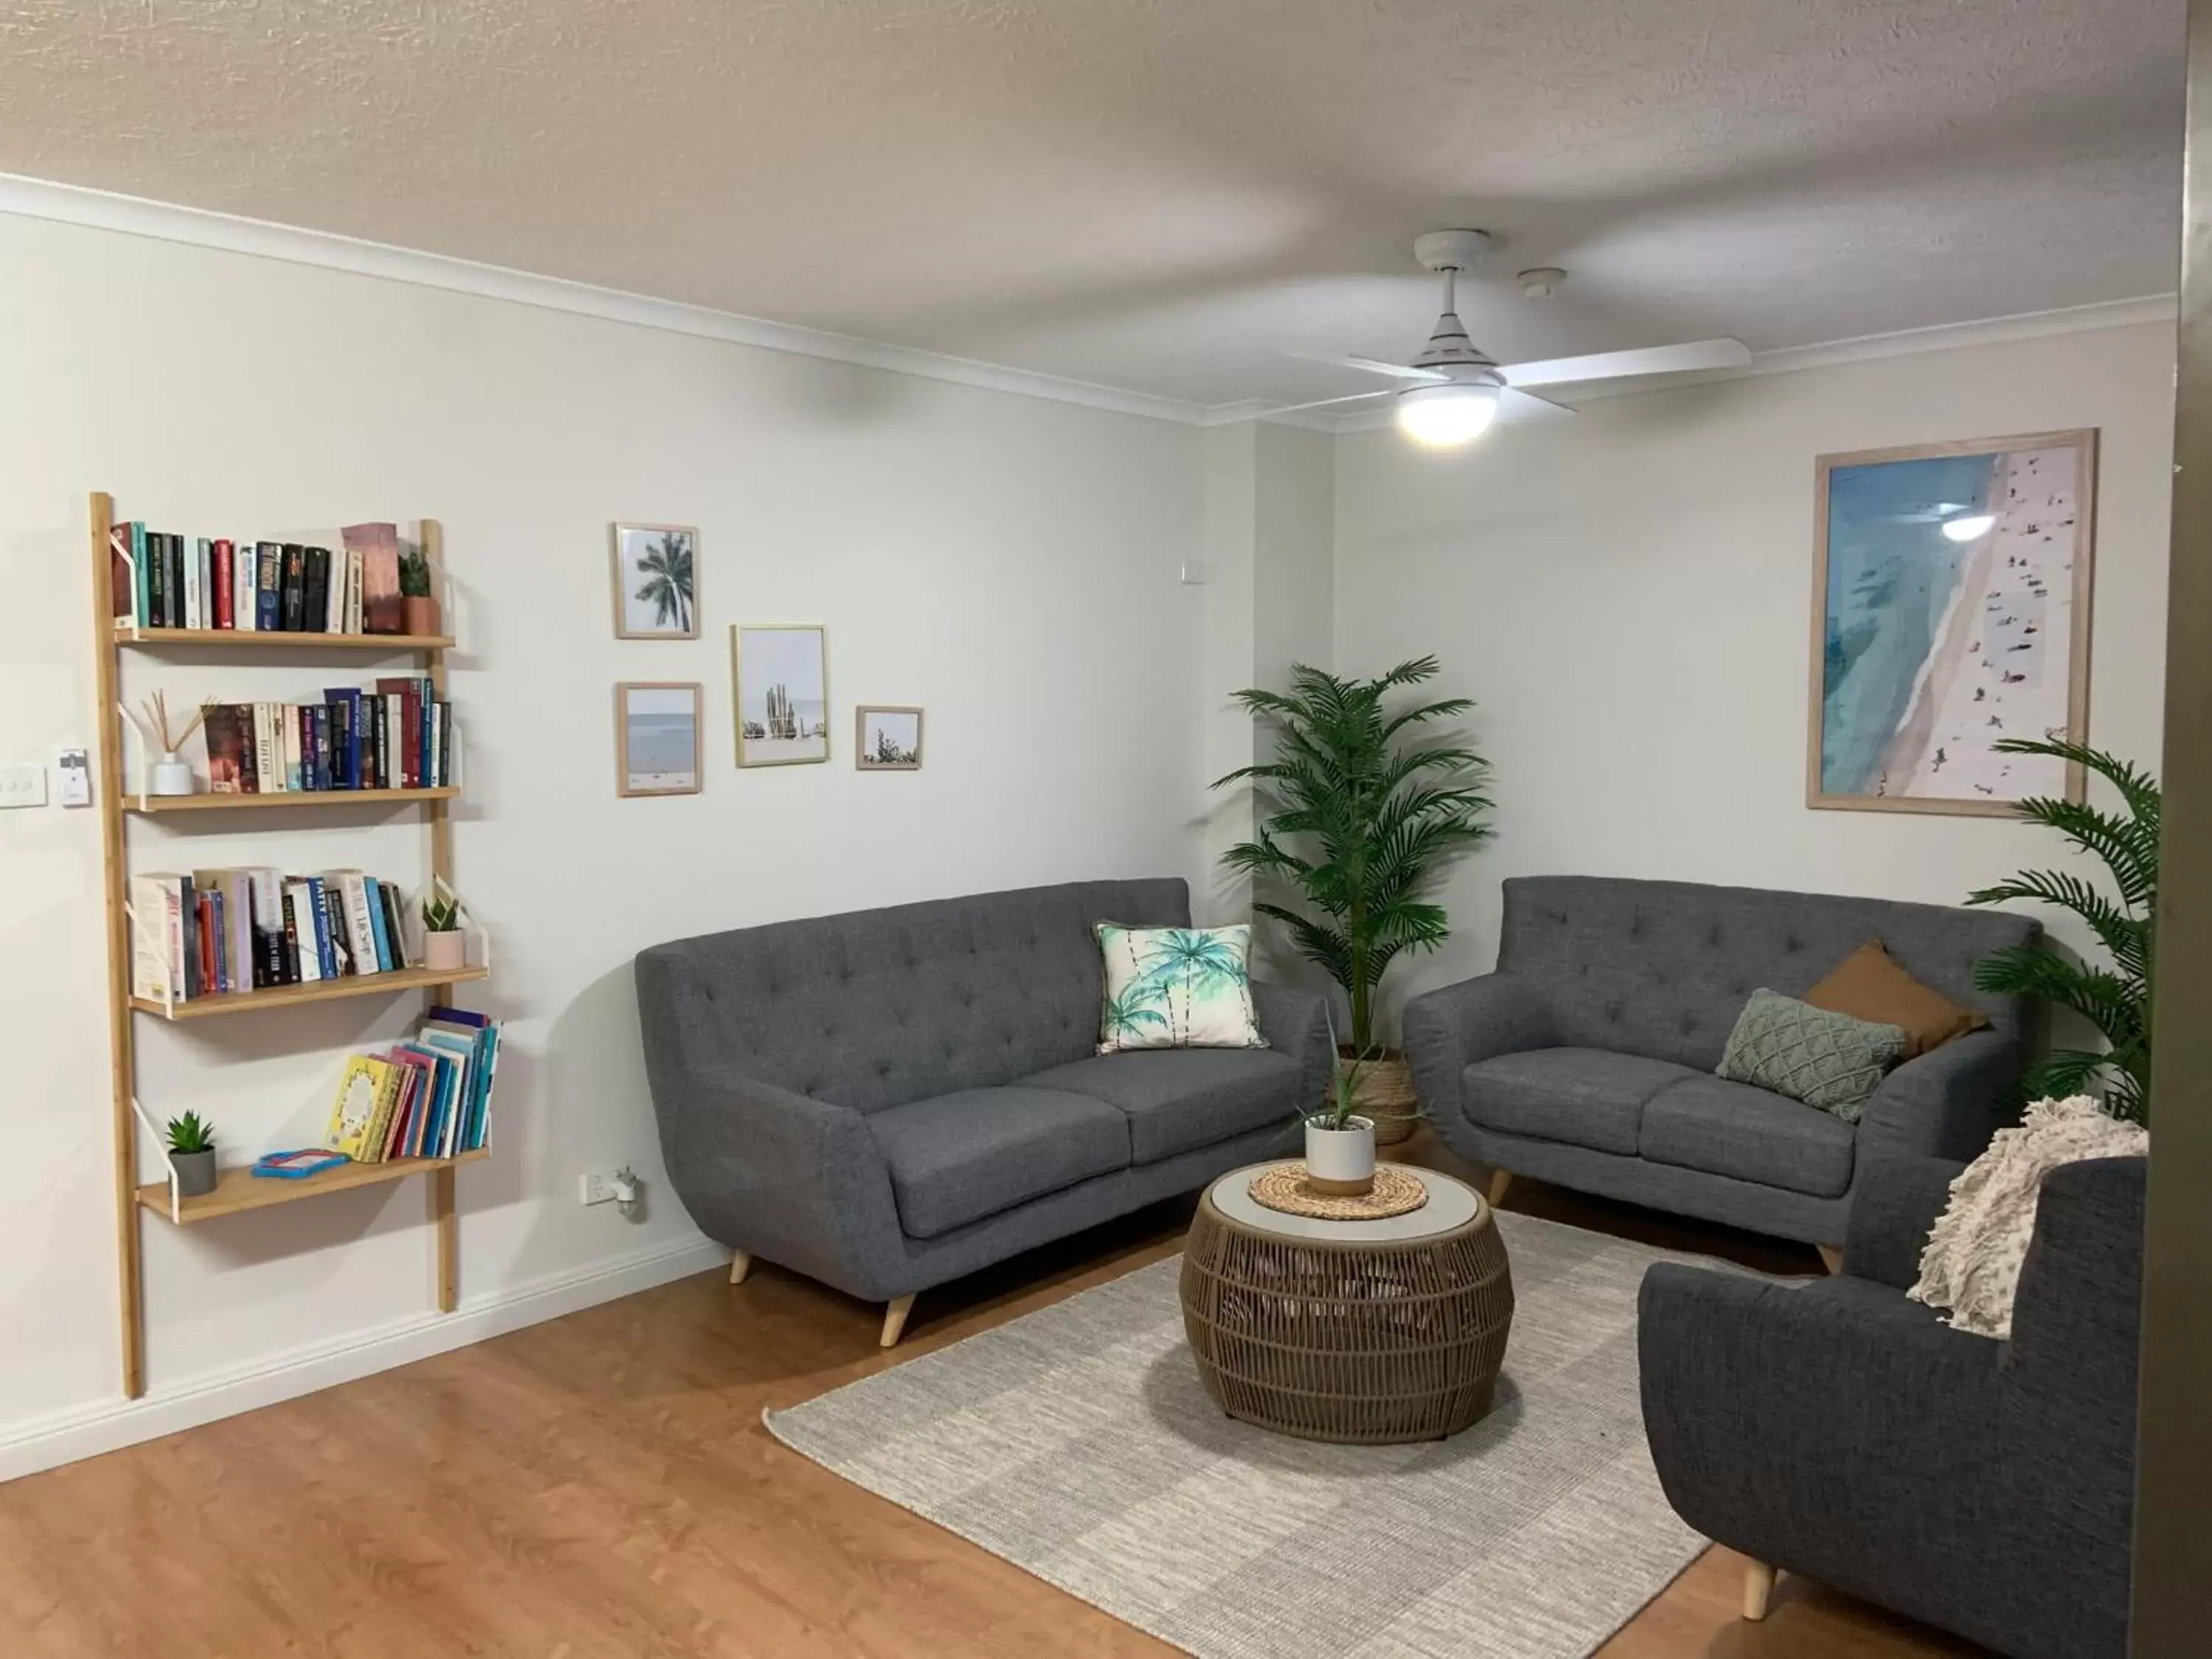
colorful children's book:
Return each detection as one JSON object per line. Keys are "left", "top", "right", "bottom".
{"left": 252, "top": 1150, "right": 350, "bottom": 1180}
{"left": 324, "top": 1057, "right": 390, "bottom": 1158}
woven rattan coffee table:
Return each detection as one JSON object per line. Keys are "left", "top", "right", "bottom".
{"left": 1180, "top": 1160, "right": 1514, "bottom": 1444}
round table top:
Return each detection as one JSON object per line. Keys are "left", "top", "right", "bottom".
{"left": 1203, "top": 1159, "right": 1484, "bottom": 1244}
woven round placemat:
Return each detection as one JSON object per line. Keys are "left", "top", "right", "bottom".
{"left": 1248, "top": 1162, "right": 1430, "bottom": 1221}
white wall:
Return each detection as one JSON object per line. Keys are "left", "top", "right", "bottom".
{"left": 1334, "top": 322, "right": 2176, "bottom": 1026}
{"left": 0, "top": 212, "right": 1210, "bottom": 1473}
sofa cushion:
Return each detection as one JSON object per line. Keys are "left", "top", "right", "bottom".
{"left": 1805, "top": 939, "right": 1991, "bottom": 1059}
{"left": 1462, "top": 1048, "right": 1700, "bottom": 1155}
{"left": 1021, "top": 1048, "right": 1303, "bottom": 1164}
{"left": 866, "top": 1087, "right": 1131, "bottom": 1239}
{"left": 1639, "top": 1074, "right": 1858, "bottom": 1198}
{"left": 1717, "top": 988, "right": 1907, "bottom": 1122}
{"left": 1093, "top": 923, "right": 1266, "bottom": 1053}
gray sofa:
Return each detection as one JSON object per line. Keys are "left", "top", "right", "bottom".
{"left": 1403, "top": 876, "right": 2039, "bottom": 1250}
{"left": 1639, "top": 1154, "right": 2145, "bottom": 1658}
{"left": 635, "top": 878, "right": 1329, "bottom": 1343}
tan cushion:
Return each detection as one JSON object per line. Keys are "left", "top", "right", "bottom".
{"left": 1804, "top": 940, "right": 1989, "bottom": 1059}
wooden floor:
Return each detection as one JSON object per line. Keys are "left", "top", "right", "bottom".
{"left": 0, "top": 1131, "right": 1986, "bottom": 1659}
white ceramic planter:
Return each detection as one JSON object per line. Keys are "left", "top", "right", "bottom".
{"left": 422, "top": 930, "right": 467, "bottom": 973}
{"left": 1304, "top": 1116, "right": 1377, "bottom": 1196}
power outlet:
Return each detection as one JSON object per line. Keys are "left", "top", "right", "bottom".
{"left": 579, "top": 1169, "right": 624, "bottom": 1206}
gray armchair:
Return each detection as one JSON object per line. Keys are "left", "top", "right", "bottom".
{"left": 1402, "top": 876, "right": 2040, "bottom": 1249}
{"left": 1638, "top": 1154, "right": 2146, "bottom": 1659}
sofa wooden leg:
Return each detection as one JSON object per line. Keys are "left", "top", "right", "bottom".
{"left": 1816, "top": 1244, "right": 1843, "bottom": 1276}
{"left": 880, "top": 1295, "right": 917, "bottom": 1348}
{"left": 1742, "top": 1559, "right": 1777, "bottom": 1621}
{"left": 1486, "top": 1169, "right": 1515, "bottom": 1208}
{"left": 728, "top": 1250, "right": 752, "bottom": 1286}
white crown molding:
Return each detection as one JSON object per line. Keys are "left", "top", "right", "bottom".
{"left": 0, "top": 1234, "right": 728, "bottom": 1483}
{"left": 0, "top": 172, "right": 1212, "bottom": 426}
{"left": 1330, "top": 293, "right": 2178, "bottom": 433}
{"left": 3, "top": 173, "right": 2175, "bottom": 437}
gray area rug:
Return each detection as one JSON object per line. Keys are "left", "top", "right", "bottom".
{"left": 765, "top": 1211, "right": 1714, "bottom": 1659}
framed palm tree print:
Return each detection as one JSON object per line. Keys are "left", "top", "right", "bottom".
{"left": 611, "top": 523, "right": 699, "bottom": 639}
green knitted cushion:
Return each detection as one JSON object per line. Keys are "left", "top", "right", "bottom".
{"left": 1717, "top": 989, "right": 1908, "bottom": 1121}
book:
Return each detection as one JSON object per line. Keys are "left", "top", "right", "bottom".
{"left": 282, "top": 705, "right": 303, "bottom": 791}
{"left": 305, "top": 876, "right": 339, "bottom": 978}
{"left": 166, "top": 535, "right": 185, "bottom": 630}
{"left": 212, "top": 540, "right": 234, "bottom": 630}
{"left": 131, "top": 874, "right": 188, "bottom": 1001}
{"left": 344, "top": 547, "right": 364, "bottom": 633}
{"left": 189, "top": 538, "right": 211, "bottom": 630}
{"left": 204, "top": 704, "right": 250, "bottom": 793}
{"left": 255, "top": 543, "right": 282, "bottom": 630}
{"left": 248, "top": 867, "right": 287, "bottom": 987}
{"left": 349, "top": 522, "right": 404, "bottom": 633}
{"left": 324, "top": 1057, "right": 394, "bottom": 1161}
{"left": 285, "top": 881, "right": 321, "bottom": 981}
{"left": 251, "top": 1149, "right": 351, "bottom": 1180}
{"left": 303, "top": 546, "right": 330, "bottom": 635}
{"left": 324, "top": 688, "right": 361, "bottom": 788}
{"left": 233, "top": 537, "right": 257, "bottom": 631}
{"left": 279, "top": 543, "right": 307, "bottom": 631}
{"left": 361, "top": 874, "right": 396, "bottom": 973}
{"left": 377, "top": 878, "right": 411, "bottom": 970}
{"left": 333, "top": 872, "right": 380, "bottom": 974}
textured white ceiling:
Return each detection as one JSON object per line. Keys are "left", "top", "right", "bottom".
{"left": 0, "top": 1, "right": 2184, "bottom": 408}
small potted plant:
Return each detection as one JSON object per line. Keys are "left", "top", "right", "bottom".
{"left": 166, "top": 1110, "right": 218, "bottom": 1198}
{"left": 400, "top": 545, "right": 440, "bottom": 638}
{"left": 1303, "top": 1023, "right": 1377, "bottom": 1197}
{"left": 421, "top": 886, "right": 467, "bottom": 973}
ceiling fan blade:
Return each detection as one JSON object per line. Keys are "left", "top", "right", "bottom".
{"left": 1284, "top": 351, "right": 1450, "bottom": 383}
{"left": 1254, "top": 387, "right": 1399, "bottom": 417}
{"left": 1498, "top": 388, "right": 1575, "bottom": 424}
{"left": 1500, "top": 338, "right": 1753, "bottom": 389}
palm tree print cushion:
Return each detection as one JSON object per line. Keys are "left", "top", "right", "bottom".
{"left": 1095, "top": 923, "right": 1267, "bottom": 1053}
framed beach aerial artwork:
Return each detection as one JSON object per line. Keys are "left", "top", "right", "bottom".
{"left": 611, "top": 522, "right": 699, "bottom": 639}
{"left": 732, "top": 625, "right": 830, "bottom": 766}
{"left": 615, "top": 682, "right": 703, "bottom": 796}
{"left": 1808, "top": 430, "right": 2096, "bottom": 816}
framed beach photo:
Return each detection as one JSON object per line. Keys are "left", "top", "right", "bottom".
{"left": 615, "top": 682, "right": 703, "bottom": 796}
{"left": 611, "top": 523, "right": 699, "bottom": 639}
{"left": 732, "top": 625, "right": 829, "bottom": 766}
{"left": 1808, "top": 431, "right": 2096, "bottom": 816}
{"left": 855, "top": 705, "right": 923, "bottom": 771}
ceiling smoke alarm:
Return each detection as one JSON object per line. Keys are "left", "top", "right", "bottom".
{"left": 1519, "top": 268, "right": 1568, "bottom": 299}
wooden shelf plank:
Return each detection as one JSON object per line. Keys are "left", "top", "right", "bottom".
{"left": 131, "top": 964, "right": 488, "bottom": 1020}
{"left": 125, "top": 787, "right": 459, "bottom": 815}
{"left": 115, "top": 627, "right": 452, "bottom": 651}
{"left": 136, "top": 1147, "right": 489, "bottom": 1225}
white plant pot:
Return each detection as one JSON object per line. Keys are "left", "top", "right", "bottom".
{"left": 149, "top": 752, "right": 197, "bottom": 796}
{"left": 1304, "top": 1116, "right": 1377, "bottom": 1196}
{"left": 422, "top": 930, "right": 467, "bottom": 973}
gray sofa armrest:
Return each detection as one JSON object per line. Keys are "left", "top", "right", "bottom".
{"left": 1638, "top": 1261, "right": 2001, "bottom": 1585}
{"left": 1843, "top": 1156, "right": 1964, "bottom": 1290}
{"left": 1402, "top": 971, "right": 1557, "bottom": 1122}
{"left": 658, "top": 1064, "right": 910, "bottom": 1302}
{"left": 1857, "top": 1029, "right": 2022, "bottom": 1165}
{"left": 1251, "top": 981, "right": 1332, "bottom": 1112}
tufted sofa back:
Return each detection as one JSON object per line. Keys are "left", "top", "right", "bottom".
{"left": 1498, "top": 875, "right": 2041, "bottom": 1071}
{"left": 636, "top": 877, "right": 1190, "bottom": 1111}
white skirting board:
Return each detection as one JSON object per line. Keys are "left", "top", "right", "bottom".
{"left": 0, "top": 1234, "right": 731, "bottom": 1484}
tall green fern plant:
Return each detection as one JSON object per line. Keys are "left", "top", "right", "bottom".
{"left": 1211, "top": 656, "right": 1494, "bottom": 1053}
{"left": 1966, "top": 737, "right": 2159, "bottom": 1123}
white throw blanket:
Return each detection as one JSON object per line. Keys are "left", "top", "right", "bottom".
{"left": 1908, "top": 1094, "right": 2147, "bottom": 1339}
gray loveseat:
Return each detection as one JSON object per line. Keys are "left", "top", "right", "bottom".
{"left": 636, "top": 878, "right": 1329, "bottom": 1343}
{"left": 1639, "top": 1154, "right": 2146, "bottom": 1658}
{"left": 1403, "top": 876, "right": 2039, "bottom": 1251}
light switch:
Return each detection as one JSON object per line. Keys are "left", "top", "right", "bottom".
{"left": 0, "top": 763, "right": 46, "bottom": 808}
{"left": 1180, "top": 560, "right": 1209, "bottom": 585}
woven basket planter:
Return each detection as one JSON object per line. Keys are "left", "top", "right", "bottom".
{"left": 1346, "top": 1051, "right": 1419, "bottom": 1145}
{"left": 1180, "top": 1188, "right": 1514, "bottom": 1444}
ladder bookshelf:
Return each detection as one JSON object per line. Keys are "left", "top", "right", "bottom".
{"left": 88, "top": 492, "right": 486, "bottom": 1399}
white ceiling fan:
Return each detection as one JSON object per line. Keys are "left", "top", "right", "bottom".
{"left": 1269, "top": 230, "right": 1753, "bottom": 447}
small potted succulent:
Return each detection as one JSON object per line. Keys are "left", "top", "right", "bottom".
{"left": 400, "top": 545, "right": 441, "bottom": 638}
{"left": 420, "top": 886, "right": 467, "bottom": 973}
{"left": 166, "top": 1110, "right": 219, "bottom": 1198}
{"left": 1303, "top": 1021, "right": 1377, "bottom": 1197}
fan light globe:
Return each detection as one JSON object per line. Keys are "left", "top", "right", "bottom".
{"left": 1941, "top": 512, "right": 1997, "bottom": 543}
{"left": 1394, "top": 382, "right": 1500, "bottom": 448}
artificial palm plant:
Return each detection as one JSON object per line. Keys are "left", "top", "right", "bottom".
{"left": 1966, "top": 737, "right": 2159, "bottom": 1123}
{"left": 1212, "top": 655, "right": 1493, "bottom": 1054}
